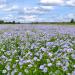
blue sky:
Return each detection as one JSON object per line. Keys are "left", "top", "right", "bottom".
{"left": 0, "top": 0, "right": 75, "bottom": 23}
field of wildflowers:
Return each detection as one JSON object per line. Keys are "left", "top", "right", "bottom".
{"left": 0, "top": 24, "right": 75, "bottom": 75}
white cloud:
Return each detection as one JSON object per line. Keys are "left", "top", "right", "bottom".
{"left": 66, "top": 0, "right": 75, "bottom": 6}
{"left": 0, "top": 4, "right": 6, "bottom": 9}
{"left": 67, "top": 13, "right": 75, "bottom": 19}
{"left": 18, "top": 15, "right": 38, "bottom": 22}
{"left": 24, "top": 7, "right": 41, "bottom": 14}
{"left": 56, "top": 13, "right": 75, "bottom": 22}
{"left": 40, "top": 0, "right": 75, "bottom": 6}
{"left": 40, "top": 6, "right": 54, "bottom": 10}
{"left": 1, "top": 14, "right": 16, "bottom": 22}
{"left": 16, "top": 14, "right": 48, "bottom": 23}
{"left": 0, "top": 0, "right": 6, "bottom": 9}
{"left": 0, "top": 0, "right": 19, "bottom": 12}
{"left": 3, "top": 5, "right": 19, "bottom": 11}
{"left": 24, "top": 6, "right": 53, "bottom": 14}
{"left": 40, "top": 0, "right": 64, "bottom": 5}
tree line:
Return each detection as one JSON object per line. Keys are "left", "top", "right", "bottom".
{"left": 0, "top": 19, "right": 75, "bottom": 24}
{"left": 0, "top": 20, "right": 20, "bottom": 24}
{"left": 31, "top": 19, "right": 75, "bottom": 24}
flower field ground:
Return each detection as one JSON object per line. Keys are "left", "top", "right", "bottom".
{"left": 0, "top": 24, "right": 75, "bottom": 75}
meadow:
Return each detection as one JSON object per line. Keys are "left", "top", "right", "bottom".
{"left": 0, "top": 24, "right": 75, "bottom": 75}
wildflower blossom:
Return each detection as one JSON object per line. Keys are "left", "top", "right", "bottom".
{"left": 39, "top": 65, "right": 45, "bottom": 70}
{"left": 43, "top": 67, "right": 48, "bottom": 73}
{"left": 2, "top": 70, "right": 7, "bottom": 73}
{"left": 47, "top": 63, "right": 52, "bottom": 67}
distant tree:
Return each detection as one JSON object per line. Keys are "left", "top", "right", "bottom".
{"left": 0, "top": 20, "right": 4, "bottom": 24}
{"left": 12, "top": 21, "right": 15, "bottom": 24}
{"left": 17, "top": 22, "right": 20, "bottom": 24}
{"left": 70, "top": 19, "right": 75, "bottom": 23}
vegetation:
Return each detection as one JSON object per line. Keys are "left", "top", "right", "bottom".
{"left": 0, "top": 20, "right": 20, "bottom": 24}
{"left": 0, "top": 30, "right": 75, "bottom": 75}
{"left": 0, "top": 20, "right": 4, "bottom": 24}
{"left": 31, "top": 19, "right": 75, "bottom": 25}
{"left": 0, "top": 19, "right": 75, "bottom": 24}
{"left": 70, "top": 19, "right": 75, "bottom": 23}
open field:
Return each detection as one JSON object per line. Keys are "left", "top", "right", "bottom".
{"left": 0, "top": 24, "right": 75, "bottom": 75}
{"left": 0, "top": 24, "right": 75, "bottom": 36}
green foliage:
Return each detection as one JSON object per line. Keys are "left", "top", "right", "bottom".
{"left": 0, "top": 20, "right": 4, "bottom": 24}
{"left": 0, "top": 20, "right": 20, "bottom": 24}
{"left": 70, "top": 19, "right": 75, "bottom": 23}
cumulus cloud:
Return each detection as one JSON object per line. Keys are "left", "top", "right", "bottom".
{"left": 1, "top": 4, "right": 53, "bottom": 14}
{"left": 0, "top": 4, "right": 6, "bottom": 9}
{"left": 3, "top": 5, "right": 19, "bottom": 12}
{"left": 0, "top": 0, "right": 19, "bottom": 12}
{"left": 17, "top": 15, "right": 39, "bottom": 22}
{"left": 2, "top": 14, "right": 39, "bottom": 23}
{"left": 56, "top": 13, "right": 75, "bottom": 22}
{"left": 39, "top": 0, "right": 64, "bottom": 6}
{"left": 1, "top": 14, "right": 16, "bottom": 22}
{"left": 40, "top": 6, "right": 54, "bottom": 10}
{"left": 0, "top": 0, "right": 6, "bottom": 9}
{"left": 39, "top": 0, "right": 75, "bottom": 6}
{"left": 66, "top": 0, "right": 75, "bottom": 6}
{"left": 24, "top": 7, "right": 43, "bottom": 14}
{"left": 67, "top": 13, "right": 75, "bottom": 19}
{"left": 0, "top": 4, "right": 19, "bottom": 12}
{"left": 24, "top": 6, "right": 54, "bottom": 15}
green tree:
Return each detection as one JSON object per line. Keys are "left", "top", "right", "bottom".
{"left": 70, "top": 19, "right": 75, "bottom": 23}
{"left": 0, "top": 20, "right": 4, "bottom": 24}
{"left": 12, "top": 21, "right": 16, "bottom": 24}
